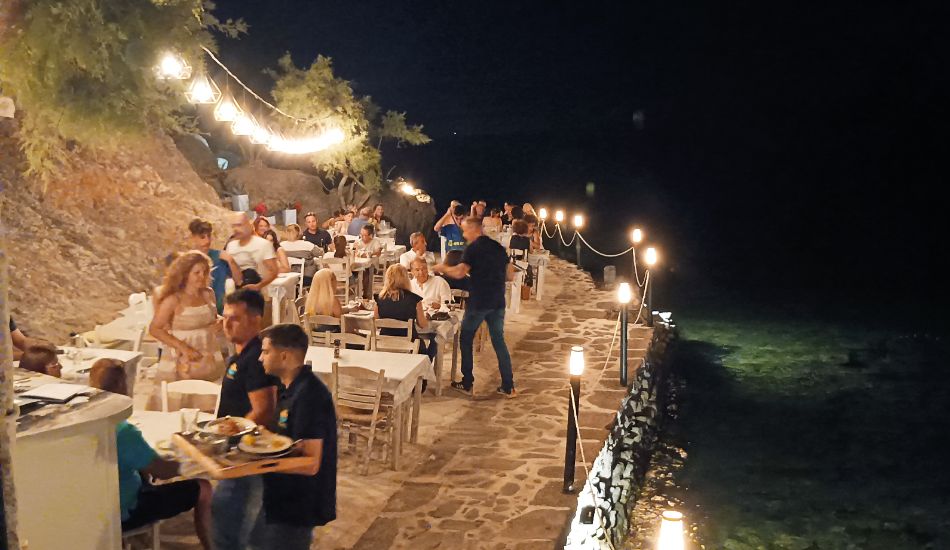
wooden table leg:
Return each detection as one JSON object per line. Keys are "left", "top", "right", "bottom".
{"left": 411, "top": 377, "right": 422, "bottom": 443}
{"left": 434, "top": 337, "right": 444, "bottom": 397}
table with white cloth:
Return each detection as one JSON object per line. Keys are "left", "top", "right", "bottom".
{"left": 304, "top": 346, "right": 433, "bottom": 468}
{"left": 417, "top": 310, "right": 462, "bottom": 396}
{"left": 127, "top": 410, "right": 214, "bottom": 448}
{"left": 96, "top": 312, "right": 151, "bottom": 348}
{"left": 349, "top": 256, "right": 374, "bottom": 299}
{"left": 268, "top": 271, "right": 302, "bottom": 324}
{"left": 59, "top": 347, "right": 143, "bottom": 396}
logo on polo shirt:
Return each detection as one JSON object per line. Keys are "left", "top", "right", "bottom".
{"left": 278, "top": 409, "right": 289, "bottom": 429}
{"left": 226, "top": 362, "right": 237, "bottom": 380}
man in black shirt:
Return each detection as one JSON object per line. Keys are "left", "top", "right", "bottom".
{"left": 434, "top": 216, "right": 517, "bottom": 398}
{"left": 301, "top": 212, "right": 333, "bottom": 250}
{"left": 252, "top": 323, "right": 337, "bottom": 549}
{"left": 211, "top": 289, "right": 278, "bottom": 550}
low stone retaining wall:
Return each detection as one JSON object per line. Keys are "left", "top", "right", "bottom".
{"left": 563, "top": 315, "right": 678, "bottom": 549}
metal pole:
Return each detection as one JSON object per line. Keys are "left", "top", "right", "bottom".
{"left": 647, "top": 269, "right": 654, "bottom": 327}
{"left": 620, "top": 303, "right": 628, "bottom": 386}
{"left": 563, "top": 374, "right": 581, "bottom": 493}
{"left": 575, "top": 236, "right": 582, "bottom": 267}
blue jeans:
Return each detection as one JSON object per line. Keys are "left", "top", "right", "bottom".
{"left": 249, "top": 516, "right": 313, "bottom": 550}
{"left": 212, "top": 476, "right": 263, "bottom": 550}
{"left": 460, "top": 307, "right": 513, "bottom": 391}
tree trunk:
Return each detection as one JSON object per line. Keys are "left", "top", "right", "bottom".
{"left": 0, "top": 201, "right": 22, "bottom": 550}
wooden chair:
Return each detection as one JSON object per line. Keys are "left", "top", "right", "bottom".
{"left": 122, "top": 521, "right": 161, "bottom": 550}
{"left": 332, "top": 364, "right": 391, "bottom": 474}
{"left": 287, "top": 257, "right": 306, "bottom": 298}
{"left": 373, "top": 318, "right": 420, "bottom": 354}
{"left": 328, "top": 329, "right": 372, "bottom": 351}
{"left": 320, "top": 257, "right": 353, "bottom": 304}
{"left": 161, "top": 380, "right": 221, "bottom": 415}
{"left": 304, "top": 315, "right": 343, "bottom": 347}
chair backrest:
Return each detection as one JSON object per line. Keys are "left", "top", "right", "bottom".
{"left": 440, "top": 235, "right": 447, "bottom": 259}
{"left": 304, "top": 315, "right": 343, "bottom": 347}
{"left": 320, "top": 257, "right": 351, "bottom": 278}
{"left": 328, "top": 331, "right": 371, "bottom": 351}
{"left": 509, "top": 248, "right": 527, "bottom": 261}
{"left": 451, "top": 289, "right": 469, "bottom": 309}
{"left": 332, "top": 363, "right": 385, "bottom": 416}
{"left": 287, "top": 257, "right": 306, "bottom": 296}
{"left": 373, "top": 318, "right": 412, "bottom": 339}
{"left": 373, "top": 318, "right": 419, "bottom": 353}
{"left": 161, "top": 379, "right": 221, "bottom": 415}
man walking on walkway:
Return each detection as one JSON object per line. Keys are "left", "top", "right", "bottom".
{"left": 434, "top": 216, "right": 517, "bottom": 397}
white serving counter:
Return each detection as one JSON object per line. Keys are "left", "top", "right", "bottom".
{"left": 11, "top": 369, "right": 132, "bottom": 550}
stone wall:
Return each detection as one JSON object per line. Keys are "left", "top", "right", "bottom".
{"left": 563, "top": 316, "right": 678, "bottom": 549}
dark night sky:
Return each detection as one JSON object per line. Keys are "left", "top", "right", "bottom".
{"left": 212, "top": 1, "right": 947, "bottom": 314}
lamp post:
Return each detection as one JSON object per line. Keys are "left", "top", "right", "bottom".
{"left": 617, "top": 282, "right": 632, "bottom": 386}
{"left": 644, "top": 247, "right": 658, "bottom": 326}
{"left": 563, "top": 345, "right": 584, "bottom": 493}
{"left": 630, "top": 227, "right": 643, "bottom": 280}
{"left": 572, "top": 214, "right": 584, "bottom": 267}
{"left": 554, "top": 210, "right": 565, "bottom": 258}
{"left": 657, "top": 510, "right": 686, "bottom": 550}
{"left": 538, "top": 208, "right": 548, "bottom": 249}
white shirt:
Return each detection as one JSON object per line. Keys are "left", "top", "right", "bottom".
{"left": 399, "top": 249, "right": 435, "bottom": 270}
{"left": 225, "top": 235, "right": 276, "bottom": 272}
{"left": 354, "top": 237, "right": 383, "bottom": 257}
{"left": 411, "top": 275, "right": 452, "bottom": 308}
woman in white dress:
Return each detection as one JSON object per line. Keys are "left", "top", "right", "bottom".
{"left": 149, "top": 251, "right": 225, "bottom": 385}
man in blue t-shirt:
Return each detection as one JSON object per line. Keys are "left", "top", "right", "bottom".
{"left": 434, "top": 202, "right": 467, "bottom": 252}
{"left": 433, "top": 216, "right": 517, "bottom": 398}
{"left": 89, "top": 360, "right": 212, "bottom": 549}
{"left": 189, "top": 218, "right": 242, "bottom": 313}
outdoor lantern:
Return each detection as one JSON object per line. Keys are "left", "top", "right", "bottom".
{"left": 569, "top": 345, "right": 585, "bottom": 376}
{"left": 572, "top": 214, "right": 584, "bottom": 229}
{"left": 645, "top": 247, "right": 658, "bottom": 267}
{"left": 631, "top": 227, "right": 643, "bottom": 244}
{"left": 555, "top": 210, "right": 565, "bottom": 223}
{"left": 539, "top": 208, "right": 548, "bottom": 220}
{"left": 416, "top": 193, "right": 431, "bottom": 203}
{"left": 400, "top": 182, "right": 416, "bottom": 195}
{"left": 184, "top": 73, "right": 221, "bottom": 104}
{"left": 618, "top": 282, "right": 632, "bottom": 305}
{"left": 214, "top": 96, "right": 241, "bottom": 122}
{"left": 155, "top": 51, "right": 191, "bottom": 80}
{"left": 250, "top": 123, "right": 271, "bottom": 145}
{"left": 267, "top": 133, "right": 287, "bottom": 152}
{"left": 231, "top": 112, "right": 256, "bottom": 136}
{"left": 657, "top": 510, "right": 686, "bottom": 550}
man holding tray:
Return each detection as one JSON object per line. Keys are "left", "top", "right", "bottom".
{"left": 253, "top": 323, "right": 337, "bottom": 549}
{"left": 212, "top": 289, "right": 278, "bottom": 550}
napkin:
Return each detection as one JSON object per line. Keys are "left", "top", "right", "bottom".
{"left": 22, "top": 383, "right": 92, "bottom": 403}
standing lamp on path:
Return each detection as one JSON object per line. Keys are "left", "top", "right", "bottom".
{"left": 630, "top": 227, "right": 643, "bottom": 277}
{"left": 572, "top": 214, "right": 584, "bottom": 268}
{"left": 554, "top": 210, "right": 565, "bottom": 258}
{"left": 644, "top": 247, "right": 658, "bottom": 326}
{"left": 538, "top": 208, "right": 548, "bottom": 249}
{"left": 617, "top": 282, "right": 632, "bottom": 387}
{"left": 563, "top": 345, "right": 585, "bottom": 493}
{"left": 657, "top": 510, "right": 686, "bottom": 550}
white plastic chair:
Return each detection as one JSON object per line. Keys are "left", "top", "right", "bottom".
{"left": 287, "top": 257, "right": 306, "bottom": 297}
{"left": 122, "top": 521, "right": 161, "bottom": 550}
{"left": 320, "top": 257, "right": 353, "bottom": 304}
{"left": 161, "top": 380, "right": 221, "bottom": 415}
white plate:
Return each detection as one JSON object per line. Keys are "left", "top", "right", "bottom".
{"left": 200, "top": 416, "right": 256, "bottom": 436}
{"left": 238, "top": 434, "right": 293, "bottom": 455}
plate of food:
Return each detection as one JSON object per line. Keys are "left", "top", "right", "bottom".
{"left": 199, "top": 416, "right": 256, "bottom": 441}
{"left": 238, "top": 433, "right": 295, "bottom": 455}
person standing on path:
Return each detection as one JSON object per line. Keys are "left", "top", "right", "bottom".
{"left": 433, "top": 216, "right": 517, "bottom": 398}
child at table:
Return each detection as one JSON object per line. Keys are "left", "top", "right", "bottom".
{"left": 18, "top": 343, "right": 62, "bottom": 378}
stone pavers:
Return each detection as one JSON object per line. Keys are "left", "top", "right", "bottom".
{"left": 153, "top": 258, "right": 651, "bottom": 549}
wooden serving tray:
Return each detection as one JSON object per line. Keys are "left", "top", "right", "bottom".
{"left": 171, "top": 433, "right": 314, "bottom": 479}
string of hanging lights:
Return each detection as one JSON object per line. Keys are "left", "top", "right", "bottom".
{"left": 154, "top": 50, "right": 344, "bottom": 155}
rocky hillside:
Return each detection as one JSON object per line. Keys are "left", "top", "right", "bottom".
{"left": 1, "top": 120, "right": 232, "bottom": 341}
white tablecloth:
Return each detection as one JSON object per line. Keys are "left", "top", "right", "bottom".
{"left": 127, "top": 410, "right": 214, "bottom": 448}
{"left": 97, "top": 314, "right": 149, "bottom": 345}
{"left": 59, "top": 347, "right": 142, "bottom": 394}
{"left": 269, "top": 272, "right": 302, "bottom": 324}
{"left": 304, "top": 347, "right": 433, "bottom": 406}
{"left": 419, "top": 310, "right": 461, "bottom": 345}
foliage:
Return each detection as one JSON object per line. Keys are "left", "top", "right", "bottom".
{"left": 267, "top": 53, "right": 430, "bottom": 206}
{"left": 0, "top": 0, "right": 245, "bottom": 178}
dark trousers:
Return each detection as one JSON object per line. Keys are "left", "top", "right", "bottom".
{"left": 459, "top": 307, "right": 513, "bottom": 391}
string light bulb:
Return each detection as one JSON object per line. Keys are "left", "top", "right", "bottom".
{"left": 657, "top": 510, "right": 685, "bottom": 550}
{"left": 644, "top": 247, "right": 658, "bottom": 267}
{"left": 555, "top": 210, "right": 565, "bottom": 223}
{"left": 573, "top": 214, "right": 584, "bottom": 229}
{"left": 569, "top": 346, "right": 585, "bottom": 376}
{"left": 184, "top": 73, "right": 221, "bottom": 104}
{"left": 213, "top": 96, "right": 241, "bottom": 122}
{"left": 631, "top": 227, "right": 643, "bottom": 244}
{"left": 155, "top": 51, "right": 191, "bottom": 80}
{"left": 539, "top": 208, "right": 548, "bottom": 220}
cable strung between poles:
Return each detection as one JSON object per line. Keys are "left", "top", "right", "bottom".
{"left": 576, "top": 232, "right": 635, "bottom": 258}
{"left": 201, "top": 45, "right": 307, "bottom": 122}
{"left": 541, "top": 221, "right": 558, "bottom": 239}
{"left": 557, "top": 224, "right": 577, "bottom": 247}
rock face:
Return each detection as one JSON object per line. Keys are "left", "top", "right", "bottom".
{"left": 1, "top": 122, "right": 232, "bottom": 341}
{"left": 223, "top": 166, "right": 436, "bottom": 244}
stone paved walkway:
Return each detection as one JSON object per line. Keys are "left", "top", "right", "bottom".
{"left": 152, "top": 258, "right": 652, "bottom": 550}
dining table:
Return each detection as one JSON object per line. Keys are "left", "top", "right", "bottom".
{"left": 127, "top": 409, "right": 215, "bottom": 448}
{"left": 268, "top": 271, "right": 302, "bottom": 324}
{"left": 417, "top": 309, "right": 462, "bottom": 397}
{"left": 304, "top": 346, "right": 433, "bottom": 469}
{"left": 59, "top": 346, "right": 143, "bottom": 396}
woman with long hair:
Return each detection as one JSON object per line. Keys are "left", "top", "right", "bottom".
{"left": 149, "top": 251, "right": 224, "bottom": 385}
{"left": 262, "top": 229, "right": 291, "bottom": 273}
{"left": 253, "top": 216, "right": 272, "bottom": 238}
{"left": 304, "top": 268, "right": 343, "bottom": 318}
{"left": 330, "top": 235, "right": 349, "bottom": 259}
{"left": 374, "top": 264, "right": 429, "bottom": 348}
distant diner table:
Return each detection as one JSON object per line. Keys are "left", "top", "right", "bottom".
{"left": 59, "top": 346, "right": 143, "bottom": 396}
{"left": 417, "top": 309, "right": 462, "bottom": 396}
{"left": 304, "top": 346, "right": 433, "bottom": 469}
{"left": 269, "top": 271, "right": 302, "bottom": 324}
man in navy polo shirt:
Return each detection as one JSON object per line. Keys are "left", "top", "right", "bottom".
{"left": 211, "top": 289, "right": 278, "bottom": 550}
{"left": 253, "top": 323, "right": 337, "bottom": 549}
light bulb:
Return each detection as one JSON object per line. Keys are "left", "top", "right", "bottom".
{"left": 214, "top": 96, "right": 240, "bottom": 122}
{"left": 250, "top": 123, "right": 271, "bottom": 145}
{"left": 155, "top": 52, "right": 190, "bottom": 80}
{"left": 569, "top": 345, "right": 585, "bottom": 376}
{"left": 555, "top": 210, "right": 565, "bottom": 223}
{"left": 618, "top": 282, "right": 632, "bottom": 305}
{"left": 573, "top": 214, "right": 584, "bottom": 229}
{"left": 644, "top": 247, "right": 658, "bottom": 267}
{"left": 231, "top": 113, "right": 255, "bottom": 136}
{"left": 185, "top": 73, "right": 220, "bottom": 104}
{"left": 657, "top": 510, "right": 685, "bottom": 550}
{"left": 539, "top": 208, "right": 548, "bottom": 220}
{"left": 631, "top": 227, "right": 643, "bottom": 244}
